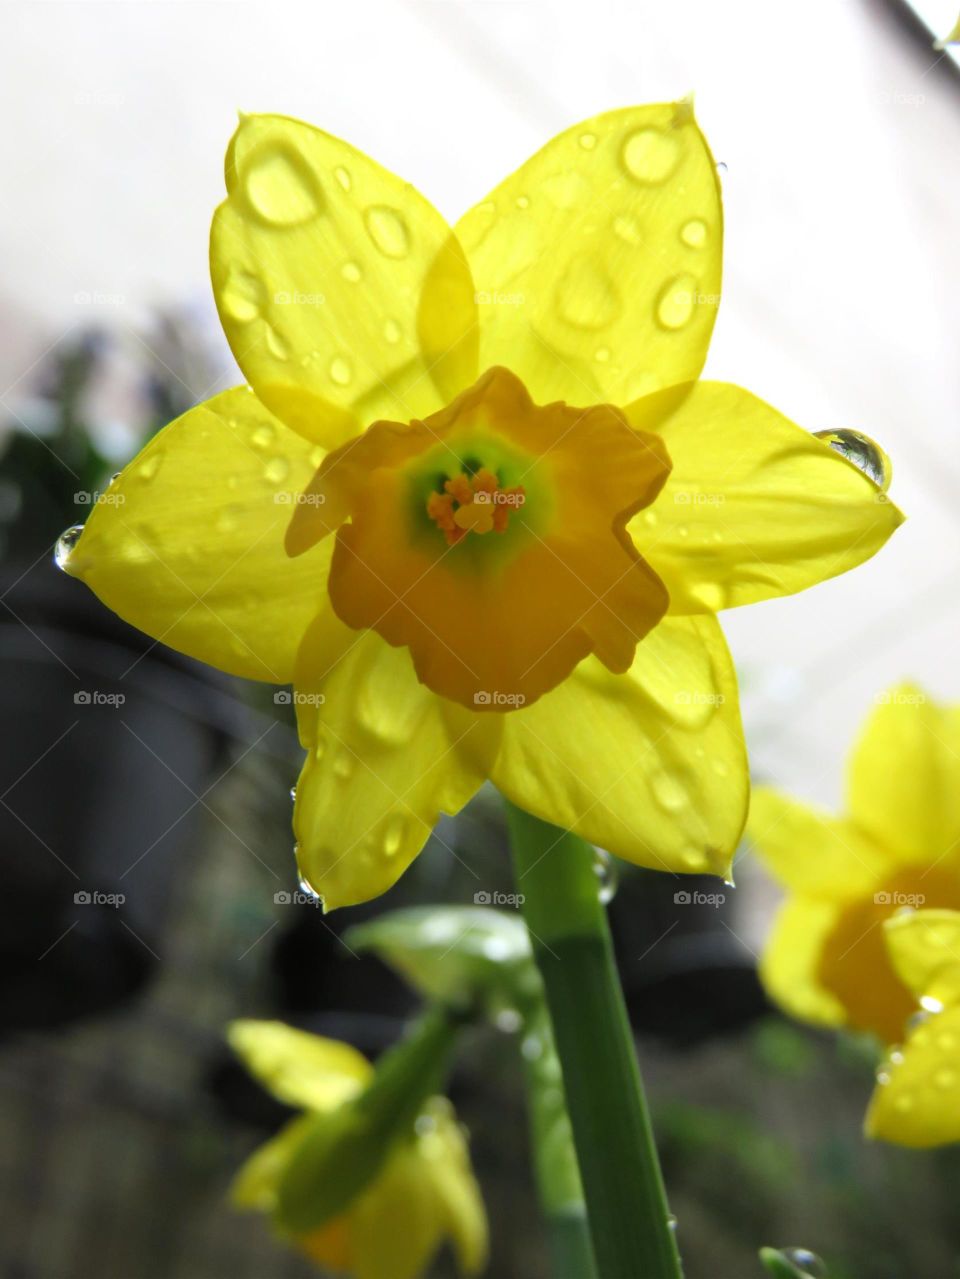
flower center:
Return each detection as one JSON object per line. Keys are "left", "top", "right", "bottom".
{"left": 425, "top": 466, "right": 526, "bottom": 545}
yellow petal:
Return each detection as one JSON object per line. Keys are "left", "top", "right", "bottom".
{"left": 846, "top": 684, "right": 960, "bottom": 866}
{"left": 935, "top": 14, "right": 960, "bottom": 48}
{"left": 627, "top": 382, "right": 904, "bottom": 613}
{"left": 456, "top": 101, "right": 721, "bottom": 405}
{"left": 759, "top": 896, "right": 847, "bottom": 1028}
{"left": 866, "top": 1004, "right": 960, "bottom": 1147}
{"left": 292, "top": 613, "right": 500, "bottom": 909}
{"left": 416, "top": 1102, "right": 489, "bottom": 1274}
{"left": 882, "top": 909, "right": 960, "bottom": 999}
{"left": 746, "top": 789, "right": 884, "bottom": 900}
{"left": 211, "top": 113, "right": 477, "bottom": 446}
{"left": 64, "top": 388, "right": 330, "bottom": 682}
{"left": 492, "top": 615, "right": 747, "bottom": 877}
{"left": 231, "top": 1114, "right": 315, "bottom": 1211}
{"left": 347, "top": 1139, "right": 448, "bottom": 1279}
{"left": 227, "top": 1020, "right": 371, "bottom": 1111}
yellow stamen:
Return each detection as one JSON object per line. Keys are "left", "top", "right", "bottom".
{"left": 426, "top": 468, "right": 526, "bottom": 545}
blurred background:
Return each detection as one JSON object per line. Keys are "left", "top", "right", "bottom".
{"left": 1, "top": 1, "right": 959, "bottom": 1276}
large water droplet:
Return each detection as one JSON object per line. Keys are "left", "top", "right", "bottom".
{"left": 651, "top": 771, "right": 686, "bottom": 813}
{"left": 655, "top": 273, "right": 698, "bottom": 330}
{"left": 329, "top": 355, "right": 353, "bottom": 387}
{"left": 780, "top": 1248, "right": 827, "bottom": 1278}
{"left": 382, "top": 815, "right": 405, "bottom": 858}
{"left": 221, "top": 268, "right": 264, "bottom": 323}
{"left": 243, "top": 143, "right": 322, "bottom": 227}
{"left": 622, "top": 128, "right": 680, "bottom": 184}
{"left": 333, "top": 165, "right": 351, "bottom": 191}
{"left": 54, "top": 525, "right": 84, "bottom": 572}
{"left": 556, "top": 255, "right": 620, "bottom": 330}
{"left": 592, "top": 848, "right": 620, "bottom": 904}
{"left": 298, "top": 873, "right": 322, "bottom": 902}
{"left": 263, "top": 456, "right": 289, "bottom": 485}
{"left": 264, "top": 325, "right": 289, "bottom": 361}
{"left": 812, "top": 429, "right": 891, "bottom": 491}
{"left": 364, "top": 205, "right": 410, "bottom": 258}
{"left": 680, "top": 218, "right": 708, "bottom": 248}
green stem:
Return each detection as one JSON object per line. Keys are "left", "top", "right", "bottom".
{"left": 506, "top": 802, "right": 682, "bottom": 1279}
{"left": 519, "top": 1000, "right": 597, "bottom": 1279}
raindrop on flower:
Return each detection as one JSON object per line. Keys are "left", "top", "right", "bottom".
{"left": 680, "top": 218, "right": 708, "bottom": 249}
{"left": 780, "top": 1248, "right": 827, "bottom": 1278}
{"left": 666, "top": 1214, "right": 678, "bottom": 1233}
{"left": 263, "top": 456, "right": 289, "bottom": 485}
{"left": 655, "top": 273, "right": 698, "bottom": 330}
{"left": 341, "top": 260, "right": 362, "bottom": 283}
{"left": 495, "top": 1008, "right": 522, "bottom": 1033}
{"left": 298, "top": 873, "right": 321, "bottom": 902}
{"left": 382, "top": 815, "right": 405, "bottom": 858}
{"left": 329, "top": 355, "right": 353, "bottom": 387}
{"left": 592, "top": 847, "right": 620, "bottom": 904}
{"left": 383, "top": 318, "right": 402, "bottom": 344}
{"left": 364, "top": 205, "right": 410, "bottom": 258}
{"left": 54, "top": 525, "right": 84, "bottom": 572}
{"left": 621, "top": 127, "right": 679, "bottom": 184}
{"left": 289, "top": 785, "right": 297, "bottom": 803}
{"left": 242, "top": 143, "right": 321, "bottom": 227}
{"left": 579, "top": 132, "right": 597, "bottom": 150}
{"left": 333, "top": 165, "right": 351, "bottom": 191}
{"left": 813, "top": 429, "right": 891, "bottom": 491}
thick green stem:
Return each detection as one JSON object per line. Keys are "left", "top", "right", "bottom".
{"left": 519, "top": 1001, "right": 597, "bottom": 1279}
{"left": 506, "top": 802, "right": 682, "bottom": 1279}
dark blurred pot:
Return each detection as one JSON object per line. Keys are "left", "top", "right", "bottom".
{"left": 0, "top": 562, "right": 243, "bottom": 1031}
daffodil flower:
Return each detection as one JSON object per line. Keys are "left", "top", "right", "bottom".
{"left": 228, "top": 1020, "right": 487, "bottom": 1279}
{"left": 867, "top": 909, "right": 960, "bottom": 1147}
{"left": 749, "top": 684, "right": 960, "bottom": 1043}
{"left": 62, "top": 103, "right": 902, "bottom": 907}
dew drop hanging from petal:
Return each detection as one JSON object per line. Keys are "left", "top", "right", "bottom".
{"left": 813, "top": 429, "right": 891, "bottom": 491}
{"left": 54, "top": 525, "right": 84, "bottom": 572}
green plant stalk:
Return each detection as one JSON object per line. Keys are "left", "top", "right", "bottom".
{"left": 506, "top": 801, "right": 682, "bottom": 1279}
{"left": 519, "top": 1000, "right": 597, "bottom": 1279}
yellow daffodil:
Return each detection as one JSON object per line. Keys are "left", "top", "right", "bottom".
{"left": 61, "top": 103, "right": 902, "bottom": 907}
{"left": 867, "top": 909, "right": 960, "bottom": 1147}
{"left": 749, "top": 685, "right": 960, "bottom": 1043}
{"left": 228, "top": 1020, "right": 487, "bottom": 1278}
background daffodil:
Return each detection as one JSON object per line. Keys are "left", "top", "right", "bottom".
{"left": 228, "top": 1019, "right": 487, "bottom": 1278}
{"left": 61, "top": 103, "right": 903, "bottom": 907}
{"left": 867, "top": 910, "right": 960, "bottom": 1147}
{"left": 749, "top": 684, "right": 960, "bottom": 1043}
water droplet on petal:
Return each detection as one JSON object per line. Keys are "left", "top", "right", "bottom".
{"left": 875, "top": 1068, "right": 891, "bottom": 1086}
{"left": 341, "top": 260, "right": 362, "bottom": 283}
{"left": 364, "top": 205, "right": 410, "bottom": 258}
{"left": 263, "top": 456, "right": 289, "bottom": 484}
{"left": 680, "top": 218, "right": 708, "bottom": 248}
{"left": 651, "top": 771, "right": 686, "bottom": 813}
{"left": 383, "top": 318, "right": 402, "bottom": 345}
{"left": 54, "top": 525, "right": 84, "bottom": 572}
{"left": 812, "top": 429, "right": 891, "bottom": 491}
{"left": 592, "top": 848, "right": 620, "bottom": 904}
{"left": 556, "top": 255, "right": 621, "bottom": 330}
{"left": 612, "top": 214, "right": 643, "bottom": 246}
{"left": 109, "top": 471, "right": 121, "bottom": 485}
{"left": 264, "top": 325, "right": 289, "bottom": 361}
{"left": 251, "top": 423, "right": 275, "bottom": 449}
{"left": 329, "top": 355, "right": 353, "bottom": 387}
{"left": 622, "top": 128, "right": 679, "bottom": 184}
{"left": 515, "top": 194, "right": 530, "bottom": 210}
{"left": 656, "top": 273, "right": 698, "bottom": 330}
{"left": 298, "top": 873, "right": 322, "bottom": 902}
{"left": 138, "top": 453, "right": 162, "bottom": 481}
{"left": 289, "top": 785, "right": 297, "bottom": 803}
{"left": 333, "top": 752, "right": 355, "bottom": 780}
{"left": 594, "top": 347, "right": 611, "bottom": 363}
{"left": 382, "top": 815, "right": 405, "bottom": 858}
{"left": 920, "top": 993, "right": 944, "bottom": 1013}
{"left": 242, "top": 143, "right": 321, "bottom": 227}
{"left": 221, "top": 268, "right": 265, "bottom": 323}
{"left": 579, "top": 132, "right": 597, "bottom": 150}
{"left": 666, "top": 1214, "right": 678, "bottom": 1233}
{"left": 333, "top": 165, "right": 351, "bottom": 191}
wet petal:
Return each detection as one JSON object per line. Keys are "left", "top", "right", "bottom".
{"left": 212, "top": 113, "right": 478, "bottom": 446}
{"left": 627, "top": 382, "right": 904, "bottom": 613}
{"left": 866, "top": 1004, "right": 960, "bottom": 1146}
{"left": 492, "top": 615, "right": 747, "bottom": 877}
{"left": 292, "top": 613, "right": 499, "bottom": 909}
{"left": 456, "top": 101, "right": 722, "bottom": 405}
{"left": 882, "top": 909, "right": 960, "bottom": 998}
{"left": 63, "top": 387, "right": 329, "bottom": 682}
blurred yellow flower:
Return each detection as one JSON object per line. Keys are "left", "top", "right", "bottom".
{"left": 228, "top": 1020, "right": 487, "bottom": 1279}
{"left": 62, "top": 104, "right": 901, "bottom": 906}
{"left": 935, "top": 12, "right": 960, "bottom": 47}
{"left": 867, "top": 909, "right": 960, "bottom": 1147}
{"left": 749, "top": 685, "right": 960, "bottom": 1043}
